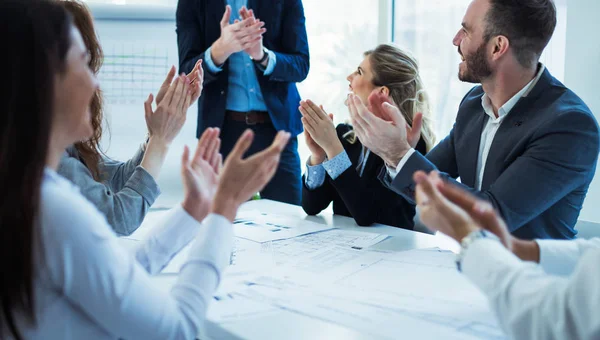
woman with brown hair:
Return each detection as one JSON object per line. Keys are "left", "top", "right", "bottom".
{"left": 300, "top": 44, "right": 436, "bottom": 230}
{"left": 57, "top": 0, "right": 203, "bottom": 235}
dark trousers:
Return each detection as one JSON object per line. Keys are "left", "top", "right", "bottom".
{"left": 219, "top": 118, "right": 301, "bottom": 205}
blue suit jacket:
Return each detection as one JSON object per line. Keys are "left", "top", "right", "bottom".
{"left": 387, "top": 67, "right": 600, "bottom": 240}
{"left": 176, "top": 0, "right": 309, "bottom": 138}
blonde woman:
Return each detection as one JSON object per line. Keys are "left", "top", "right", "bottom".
{"left": 300, "top": 44, "right": 435, "bottom": 229}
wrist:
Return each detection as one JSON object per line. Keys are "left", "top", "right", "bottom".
{"left": 512, "top": 239, "right": 540, "bottom": 263}
{"left": 309, "top": 154, "right": 325, "bottom": 166}
{"left": 384, "top": 146, "right": 411, "bottom": 169}
{"left": 211, "top": 193, "right": 238, "bottom": 223}
{"left": 324, "top": 141, "right": 344, "bottom": 161}
{"left": 182, "top": 197, "right": 208, "bottom": 223}
{"left": 147, "top": 135, "right": 172, "bottom": 149}
{"left": 455, "top": 224, "right": 481, "bottom": 243}
{"left": 251, "top": 48, "right": 265, "bottom": 62}
{"left": 211, "top": 39, "right": 230, "bottom": 65}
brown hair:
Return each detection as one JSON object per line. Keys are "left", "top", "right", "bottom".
{"left": 347, "top": 44, "right": 436, "bottom": 152}
{"left": 0, "top": 1, "right": 72, "bottom": 338}
{"left": 485, "top": 0, "right": 557, "bottom": 68}
{"left": 61, "top": 0, "right": 106, "bottom": 180}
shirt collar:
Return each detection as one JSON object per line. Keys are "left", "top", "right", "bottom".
{"left": 481, "top": 64, "right": 546, "bottom": 120}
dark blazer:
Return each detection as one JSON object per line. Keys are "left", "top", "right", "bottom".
{"left": 176, "top": 0, "right": 309, "bottom": 138}
{"left": 302, "top": 124, "right": 427, "bottom": 229}
{"left": 387, "top": 66, "right": 600, "bottom": 240}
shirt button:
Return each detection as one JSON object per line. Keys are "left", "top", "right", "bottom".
{"left": 246, "top": 63, "right": 251, "bottom": 67}
{"left": 249, "top": 88, "right": 255, "bottom": 93}
{"left": 220, "top": 90, "right": 225, "bottom": 95}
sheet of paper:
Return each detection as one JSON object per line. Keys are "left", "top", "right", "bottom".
{"left": 238, "top": 283, "right": 502, "bottom": 340}
{"left": 213, "top": 248, "right": 506, "bottom": 340}
{"left": 233, "top": 211, "right": 334, "bottom": 242}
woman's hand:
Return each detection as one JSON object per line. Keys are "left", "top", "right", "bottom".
{"left": 211, "top": 129, "right": 291, "bottom": 222}
{"left": 305, "top": 130, "right": 326, "bottom": 166}
{"left": 181, "top": 128, "right": 222, "bottom": 223}
{"left": 156, "top": 61, "right": 204, "bottom": 106}
{"left": 144, "top": 74, "right": 191, "bottom": 145}
{"left": 299, "top": 100, "right": 343, "bottom": 160}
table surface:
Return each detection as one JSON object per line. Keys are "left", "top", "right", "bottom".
{"left": 144, "top": 199, "right": 460, "bottom": 340}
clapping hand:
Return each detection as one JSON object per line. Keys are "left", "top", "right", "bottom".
{"left": 181, "top": 128, "right": 222, "bottom": 223}
{"left": 238, "top": 6, "right": 266, "bottom": 61}
{"left": 299, "top": 100, "right": 343, "bottom": 161}
{"left": 348, "top": 93, "right": 420, "bottom": 167}
{"left": 211, "top": 130, "right": 291, "bottom": 222}
{"left": 212, "top": 5, "right": 266, "bottom": 64}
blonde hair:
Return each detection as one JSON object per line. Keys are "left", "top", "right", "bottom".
{"left": 346, "top": 44, "right": 436, "bottom": 152}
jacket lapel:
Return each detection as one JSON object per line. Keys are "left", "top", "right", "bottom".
{"left": 457, "top": 97, "right": 487, "bottom": 187}
{"left": 480, "top": 67, "right": 554, "bottom": 189}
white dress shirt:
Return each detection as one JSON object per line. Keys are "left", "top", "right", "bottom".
{"left": 9, "top": 169, "right": 233, "bottom": 339}
{"left": 387, "top": 65, "right": 546, "bottom": 188}
{"left": 461, "top": 237, "right": 600, "bottom": 340}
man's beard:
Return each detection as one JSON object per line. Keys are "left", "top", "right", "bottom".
{"left": 459, "top": 42, "right": 492, "bottom": 83}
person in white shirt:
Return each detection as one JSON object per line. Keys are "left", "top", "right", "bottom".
{"left": 347, "top": 0, "right": 600, "bottom": 240}
{"left": 0, "top": 1, "right": 290, "bottom": 339}
{"left": 413, "top": 170, "right": 600, "bottom": 340}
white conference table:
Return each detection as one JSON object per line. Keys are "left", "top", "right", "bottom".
{"left": 143, "top": 199, "right": 460, "bottom": 340}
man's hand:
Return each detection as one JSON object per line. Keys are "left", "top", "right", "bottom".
{"left": 211, "top": 5, "right": 266, "bottom": 65}
{"left": 415, "top": 171, "right": 541, "bottom": 262}
{"left": 414, "top": 171, "right": 480, "bottom": 242}
{"left": 238, "top": 6, "right": 265, "bottom": 61}
{"left": 369, "top": 93, "right": 423, "bottom": 149}
{"left": 348, "top": 94, "right": 415, "bottom": 167}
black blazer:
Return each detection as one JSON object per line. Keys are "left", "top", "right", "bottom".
{"left": 302, "top": 124, "right": 427, "bottom": 229}
{"left": 176, "top": 0, "right": 310, "bottom": 137}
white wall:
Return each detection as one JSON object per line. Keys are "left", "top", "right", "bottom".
{"left": 564, "top": 0, "right": 600, "bottom": 223}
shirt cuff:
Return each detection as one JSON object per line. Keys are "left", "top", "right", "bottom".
{"left": 305, "top": 161, "right": 326, "bottom": 190}
{"left": 386, "top": 148, "right": 416, "bottom": 179}
{"left": 204, "top": 47, "right": 223, "bottom": 73}
{"left": 461, "top": 238, "right": 528, "bottom": 290}
{"left": 537, "top": 239, "right": 581, "bottom": 276}
{"left": 126, "top": 166, "right": 161, "bottom": 205}
{"left": 322, "top": 150, "right": 352, "bottom": 180}
{"left": 263, "top": 48, "right": 276, "bottom": 76}
{"left": 185, "top": 213, "right": 234, "bottom": 275}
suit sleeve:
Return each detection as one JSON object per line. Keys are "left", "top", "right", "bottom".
{"left": 266, "top": 0, "right": 310, "bottom": 83}
{"left": 389, "top": 110, "right": 600, "bottom": 233}
{"left": 176, "top": 0, "right": 221, "bottom": 85}
{"left": 301, "top": 173, "right": 336, "bottom": 216}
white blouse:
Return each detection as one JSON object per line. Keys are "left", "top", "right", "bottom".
{"left": 8, "top": 169, "right": 233, "bottom": 339}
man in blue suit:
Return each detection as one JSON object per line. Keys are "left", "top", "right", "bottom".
{"left": 349, "top": 0, "right": 600, "bottom": 240}
{"left": 176, "top": 0, "right": 309, "bottom": 205}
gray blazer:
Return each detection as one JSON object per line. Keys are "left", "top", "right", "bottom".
{"left": 384, "top": 67, "right": 599, "bottom": 240}
{"left": 58, "top": 146, "right": 160, "bottom": 236}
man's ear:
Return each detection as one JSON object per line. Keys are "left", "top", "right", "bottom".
{"left": 491, "top": 35, "right": 510, "bottom": 61}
